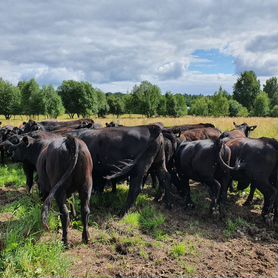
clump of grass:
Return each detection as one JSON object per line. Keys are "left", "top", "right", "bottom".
{"left": 122, "top": 212, "right": 140, "bottom": 229}
{"left": 139, "top": 205, "right": 165, "bottom": 235}
{"left": 0, "top": 164, "right": 25, "bottom": 188}
{"left": 171, "top": 243, "right": 187, "bottom": 258}
{"left": 224, "top": 217, "right": 248, "bottom": 238}
{"left": 0, "top": 192, "right": 70, "bottom": 277}
{"left": 170, "top": 242, "right": 196, "bottom": 258}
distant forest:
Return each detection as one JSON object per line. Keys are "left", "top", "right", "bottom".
{"left": 0, "top": 71, "right": 277, "bottom": 119}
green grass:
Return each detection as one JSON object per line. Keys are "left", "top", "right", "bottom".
{"left": 224, "top": 217, "right": 249, "bottom": 238}
{"left": 0, "top": 177, "right": 70, "bottom": 278}
{"left": 170, "top": 242, "right": 196, "bottom": 258}
{"left": 0, "top": 164, "right": 25, "bottom": 188}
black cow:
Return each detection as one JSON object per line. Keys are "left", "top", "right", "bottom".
{"left": 219, "top": 137, "right": 278, "bottom": 225}
{"left": 11, "top": 135, "right": 93, "bottom": 245}
{"left": 0, "top": 131, "right": 61, "bottom": 192}
{"left": 22, "top": 119, "right": 95, "bottom": 133}
{"left": 175, "top": 139, "right": 231, "bottom": 215}
{"left": 77, "top": 125, "right": 171, "bottom": 213}
{"left": 220, "top": 122, "right": 257, "bottom": 200}
{"left": 105, "top": 121, "right": 123, "bottom": 127}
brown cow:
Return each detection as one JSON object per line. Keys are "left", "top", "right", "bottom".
{"left": 179, "top": 127, "right": 221, "bottom": 141}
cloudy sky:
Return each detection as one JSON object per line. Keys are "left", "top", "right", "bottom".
{"left": 0, "top": 0, "right": 277, "bottom": 94}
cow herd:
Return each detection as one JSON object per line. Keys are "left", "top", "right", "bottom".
{"left": 0, "top": 119, "right": 277, "bottom": 246}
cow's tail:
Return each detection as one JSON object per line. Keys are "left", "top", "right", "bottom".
{"left": 42, "top": 135, "right": 79, "bottom": 229}
{"left": 218, "top": 141, "right": 241, "bottom": 174}
{"left": 104, "top": 125, "right": 161, "bottom": 180}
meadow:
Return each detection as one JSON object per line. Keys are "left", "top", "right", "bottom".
{"left": 0, "top": 115, "right": 277, "bottom": 277}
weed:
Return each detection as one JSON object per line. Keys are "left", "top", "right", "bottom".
{"left": 224, "top": 217, "right": 248, "bottom": 238}
{"left": 171, "top": 241, "right": 197, "bottom": 258}
{"left": 139, "top": 205, "right": 166, "bottom": 235}
{"left": 0, "top": 164, "right": 25, "bottom": 188}
{"left": 122, "top": 212, "right": 140, "bottom": 229}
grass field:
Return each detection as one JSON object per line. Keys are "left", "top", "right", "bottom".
{"left": 0, "top": 116, "right": 277, "bottom": 277}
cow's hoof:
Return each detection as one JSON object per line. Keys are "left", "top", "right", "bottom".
{"left": 210, "top": 206, "right": 220, "bottom": 217}
{"left": 185, "top": 202, "right": 195, "bottom": 209}
{"left": 243, "top": 200, "right": 252, "bottom": 206}
{"left": 264, "top": 213, "right": 274, "bottom": 227}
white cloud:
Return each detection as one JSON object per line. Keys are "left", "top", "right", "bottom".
{"left": 0, "top": 0, "right": 277, "bottom": 94}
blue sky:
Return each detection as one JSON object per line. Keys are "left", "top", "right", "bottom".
{"left": 189, "top": 49, "right": 235, "bottom": 75}
{"left": 0, "top": 0, "right": 277, "bottom": 95}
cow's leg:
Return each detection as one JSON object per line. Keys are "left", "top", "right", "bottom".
{"left": 69, "top": 194, "right": 77, "bottom": 219}
{"left": 123, "top": 174, "right": 143, "bottom": 214}
{"left": 150, "top": 171, "right": 159, "bottom": 189}
{"left": 206, "top": 179, "right": 221, "bottom": 216}
{"left": 243, "top": 183, "right": 256, "bottom": 206}
{"left": 229, "top": 180, "right": 236, "bottom": 192}
{"left": 257, "top": 181, "right": 277, "bottom": 226}
{"left": 79, "top": 184, "right": 92, "bottom": 244}
{"left": 179, "top": 175, "right": 195, "bottom": 208}
{"left": 154, "top": 166, "right": 172, "bottom": 209}
{"left": 1, "top": 150, "right": 4, "bottom": 164}
{"left": 111, "top": 180, "right": 117, "bottom": 193}
{"left": 23, "top": 164, "right": 34, "bottom": 193}
{"left": 56, "top": 192, "right": 70, "bottom": 246}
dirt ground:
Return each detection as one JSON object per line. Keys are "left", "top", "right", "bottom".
{"left": 1, "top": 184, "right": 277, "bottom": 278}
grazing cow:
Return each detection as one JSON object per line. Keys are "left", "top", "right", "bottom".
{"left": 175, "top": 139, "right": 231, "bottom": 215}
{"left": 11, "top": 135, "right": 93, "bottom": 245}
{"left": 219, "top": 137, "right": 278, "bottom": 225}
{"left": 179, "top": 127, "right": 222, "bottom": 141}
{"left": 77, "top": 125, "right": 171, "bottom": 213}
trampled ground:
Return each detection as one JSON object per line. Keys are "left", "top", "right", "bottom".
{"left": 1, "top": 181, "right": 277, "bottom": 278}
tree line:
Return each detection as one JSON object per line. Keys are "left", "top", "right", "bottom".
{"left": 0, "top": 71, "right": 277, "bottom": 119}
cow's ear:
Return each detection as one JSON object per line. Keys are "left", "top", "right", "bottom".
{"left": 249, "top": 125, "right": 257, "bottom": 131}
{"left": 22, "top": 136, "right": 29, "bottom": 145}
{"left": 105, "top": 123, "right": 108, "bottom": 127}
{"left": 22, "top": 121, "right": 26, "bottom": 125}
{"left": 233, "top": 122, "right": 237, "bottom": 127}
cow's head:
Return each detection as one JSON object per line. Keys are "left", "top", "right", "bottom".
{"left": 233, "top": 122, "right": 257, "bottom": 137}
{"left": 23, "top": 120, "right": 41, "bottom": 133}
{"left": 11, "top": 136, "right": 35, "bottom": 162}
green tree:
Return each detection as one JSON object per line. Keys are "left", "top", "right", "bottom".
{"left": 228, "top": 99, "right": 249, "bottom": 117}
{"left": 253, "top": 92, "right": 270, "bottom": 116}
{"left": 165, "top": 93, "right": 177, "bottom": 117}
{"left": 130, "top": 81, "right": 161, "bottom": 117}
{"left": 107, "top": 94, "right": 125, "bottom": 117}
{"left": 210, "top": 87, "right": 230, "bottom": 116}
{"left": 18, "top": 79, "right": 41, "bottom": 115}
{"left": 173, "top": 94, "right": 187, "bottom": 117}
{"left": 57, "top": 80, "right": 98, "bottom": 118}
{"left": 96, "top": 89, "right": 109, "bottom": 117}
{"left": 233, "top": 71, "right": 260, "bottom": 110}
{"left": 157, "top": 96, "right": 167, "bottom": 116}
{"left": 42, "top": 85, "right": 65, "bottom": 118}
{"left": 0, "top": 79, "right": 21, "bottom": 119}
{"left": 190, "top": 97, "right": 209, "bottom": 116}
{"left": 263, "top": 77, "right": 278, "bottom": 100}
{"left": 271, "top": 105, "right": 278, "bottom": 117}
